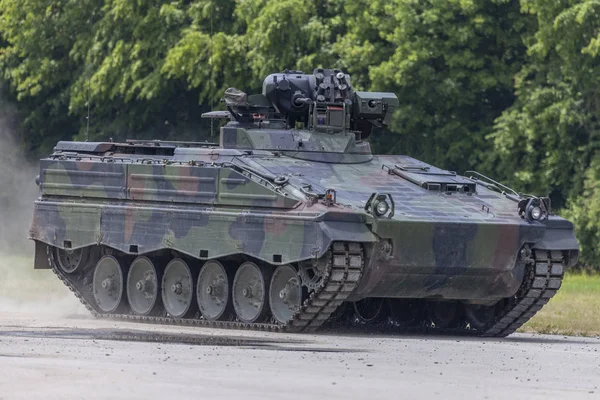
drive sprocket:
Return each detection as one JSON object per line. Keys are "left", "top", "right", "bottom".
{"left": 297, "top": 254, "right": 329, "bottom": 291}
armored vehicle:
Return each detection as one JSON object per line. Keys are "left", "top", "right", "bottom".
{"left": 29, "top": 68, "right": 579, "bottom": 336}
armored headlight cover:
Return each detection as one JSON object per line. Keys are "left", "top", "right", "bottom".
{"left": 518, "top": 197, "right": 550, "bottom": 223}
{"left": 365, "top": 193, "right": 395, "bottom": 218}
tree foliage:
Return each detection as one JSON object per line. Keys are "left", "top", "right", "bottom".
{"left": 348, "top": 0, "right": 533, "bottom": 174}
{"left": 0, "top": 0, "right": 598, "bottom": 266}
{"left": 488, "top": 0, "right": 600, "bottom": 265}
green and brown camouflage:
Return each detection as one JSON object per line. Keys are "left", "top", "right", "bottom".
{"left": 29, "top": 68, "right": 579, "bottom": 335}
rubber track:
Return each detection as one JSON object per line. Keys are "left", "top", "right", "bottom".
{"left": 47, "top": 242, "right": 364, "bottom": 334}
{"left": 483, "top": 249, "right": 564, "bottom": 337}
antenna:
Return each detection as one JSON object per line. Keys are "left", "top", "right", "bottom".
{"left": 85, "top": 73, "right": 91, "bottom": 142}
{"left": 210, "top": 4, "right": 214, "bottom": 137}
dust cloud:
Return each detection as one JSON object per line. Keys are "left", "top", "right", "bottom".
{"left": 0, "top": 104, "right": 37, "bottom": 254}
{"left": 0, "top": 94, "right": 85, "bottom": 317}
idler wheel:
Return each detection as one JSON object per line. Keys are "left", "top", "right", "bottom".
{"left": 197, "top": 261, "right": 231, "bottom": 321}
{"left": 353, "top": 298, "right": 386, "bottom": 324}
{"left": 388, "top": 299, "right": 421, "bottom": 327}
{"left": 92, "top": 255, "right": 124, "bottom": 313}
{"left": 127, "top": 256, "right": 160, "bottom": 316}
{"left": 464, "top": 304, "right": 496, "bottom": 330}
{"left": 428, "top": 301, "right": 458, "bottom": 328}
{"left": 232, "top": 262, "right": 271, "bottom": 323}
{"left": 55, "top": 247, "right": 90, "bottom": 274}
{"left": 162, "top": 259, "right": 195, "bottom": 318}
{"left": 269, "top": 265, "right": 302, "bottom": 324}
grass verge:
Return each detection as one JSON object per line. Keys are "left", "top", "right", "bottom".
{"left": 520, "top": 273, "right": 600, "bottom": 337}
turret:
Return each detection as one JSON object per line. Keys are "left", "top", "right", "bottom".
{"left": 207, "top": 68, "right": 398, "bottom": 139}
{"left": 201, "top": 69, "right": 398, "bottom": 163}
{"left": 262, "top": 68, "right": 397, "bottom": 137}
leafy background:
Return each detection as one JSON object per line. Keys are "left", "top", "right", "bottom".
{"left": 0, "top": 0, "right": 598, "bottom": 266}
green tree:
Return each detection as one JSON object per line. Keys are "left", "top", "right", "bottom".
{"left": 0, "top": 0, "right": 222, "bottom": 156}
{"left": 0, "top": 0, "right": 95, "bottom": 155}
{"left": 490, "top": 0, "right": 600, "bottom": 265}
{"left": 490, "top": 0, "right": 600, "bottom": 200}
{"left": 163, "top": 0, "right": 348, "bottom": 95}
{"left": 0, "top": 0, "right": 598, "bottom": 265}
{"left": 162, "top": 0, "right": 255, "bottom": 103}
{"left": 565, "top": 157, "right": 600, "bottom": 267}
{"left": 346, "top": 0, "right": 533, "bottom": 174}
{"left": 235, "top": 0, "right": 343, "bottom": 77}
{"left": 64, "top": 0, "right": 212, "bottom": 143}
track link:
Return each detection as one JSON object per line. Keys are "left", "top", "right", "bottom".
{"left": 47, "top": 242, "right": 364, "bottom": 334}
{"left": 483, "top": 249, "right": 565, "bottom": 337}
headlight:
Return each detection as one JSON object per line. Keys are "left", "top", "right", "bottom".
{"left": 374, "top": 200, "right": 390, "bottom": 216}
{"left": 530, "top": 206, "right": 542, "bottom": 220}
{"left": 365, "top": 192, "right": 395, "bottom": 218}
{"left": 518, "top": 197, "right": 550, "bottom": 223}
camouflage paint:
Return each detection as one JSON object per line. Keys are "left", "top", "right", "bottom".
{"left": 29, "top": 69, "right": 578, "bottom": 303}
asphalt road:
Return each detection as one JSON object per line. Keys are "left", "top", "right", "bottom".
{"left": 0, "top": 307, "right": 598, "bottom": 400}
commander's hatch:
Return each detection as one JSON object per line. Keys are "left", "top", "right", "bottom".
{"left": 384, "top": 162, "right": 476, "bottom": 194}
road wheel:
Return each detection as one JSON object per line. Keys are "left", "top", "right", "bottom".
{"left": 93, "top": 255, "right": 124, "bottom": 313}
{"left": 269, "top": 265, "right": 302, "bottom": 324}
{"left": 197, "top": 261, "right": 231, "bottom": 321}
{"left": 127, "top": 256, "right": 160, "bottom": 316}
{"left": 232, "top": 262, "right": 271, "bottom": 323}
{"left": 162, "top": 259, "right": 195, "bottom": 318}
